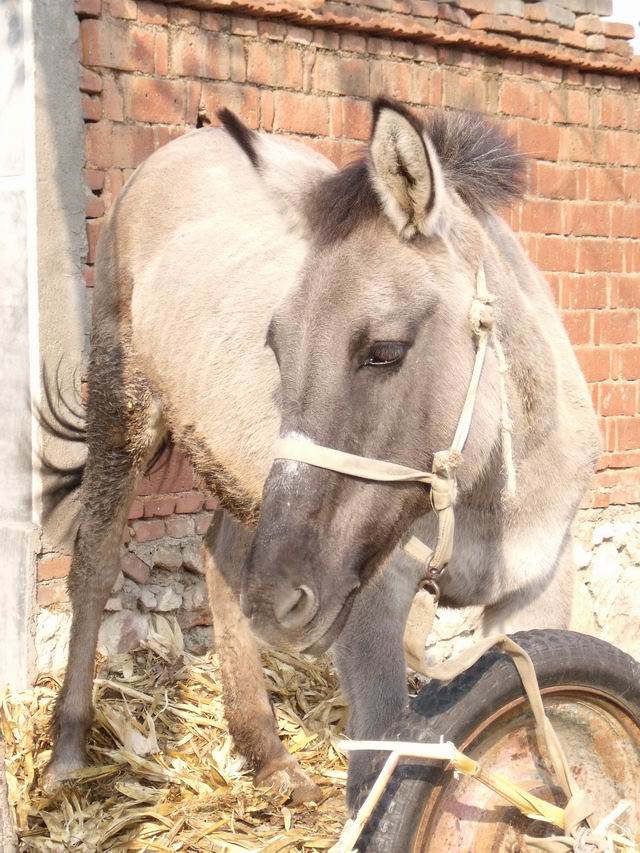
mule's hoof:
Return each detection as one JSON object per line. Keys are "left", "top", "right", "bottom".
{"left": 256, "top": 761, "right": 323, "bottom": 805}
{"left": 42, "top": 752, "right": 88, "bottom": 790}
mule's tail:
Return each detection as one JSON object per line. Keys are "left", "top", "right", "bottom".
{"left": 38, "top": 368, "right": 87, "bottom": 519}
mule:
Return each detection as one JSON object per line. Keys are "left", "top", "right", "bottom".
{"left": 45, "top": 98, "right": 600, "bottom": 806}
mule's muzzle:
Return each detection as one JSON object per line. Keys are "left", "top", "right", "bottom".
{"left": 240, "top": 548, "right": 360, "bottom": 653}
{"left": 273, "top": 584, "right": 318, "bottom": 632}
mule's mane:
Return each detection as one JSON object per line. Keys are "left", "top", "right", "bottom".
{"left": 307, "top": 109, "right": 526, "bottom": 245}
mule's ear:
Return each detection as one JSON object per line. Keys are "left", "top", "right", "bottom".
{"left": 369, "top": 99, "right": 443, "bottom": 239}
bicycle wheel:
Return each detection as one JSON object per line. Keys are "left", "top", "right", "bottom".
{"left": 358, "top": 630, "right": 640, "bottom": 852}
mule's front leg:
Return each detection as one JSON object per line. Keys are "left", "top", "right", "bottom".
{"left": 204, "top": 514, "right": 322, "bottom": 804}
{"left": 332, "top": 550, "right": 424, "bottom": 810}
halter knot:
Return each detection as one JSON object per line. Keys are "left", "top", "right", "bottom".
{"left": 469, "top": 293, "right": 495, "bottom": 338}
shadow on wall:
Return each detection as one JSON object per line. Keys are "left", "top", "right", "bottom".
{"left": 32, "top": 0, "right": 90, "bottom": 553}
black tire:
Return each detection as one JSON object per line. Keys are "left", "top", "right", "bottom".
{"left": 357, "top": 629, "right": 640, "bottom": 853}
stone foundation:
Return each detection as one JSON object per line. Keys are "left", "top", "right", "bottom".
{"left": 35, "top": 504, "right": 640, "bottom": 674}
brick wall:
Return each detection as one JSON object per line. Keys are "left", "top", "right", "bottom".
{"left": 36, "top": 0, "right": 640, "bottom": 655}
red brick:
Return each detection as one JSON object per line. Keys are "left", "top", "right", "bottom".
{"left": 205, "top": 496, "right": 219, "bottom": 510}
{"left": 75, "top": 0, "right": 102, "bottom": 17}
{"left": 340, "top": 32, "right": 367, "bottom": 53}
{"left": 247, "top": 42, "right": 303, "bottom": 89}
{"left": 520, "top": 200, "right": 562, "bottom": 234}
{"left": 563, "top": 202, "right": 610, "bottom": 237}
{"left": 229, "top": 38, "right": 246, "bottom": 83}
{"left": 202, "top": 12, "right": 229, "bottom": 32}
{"left": 625, "top": 243, "right": 640, "bottom": 274}
{"left": 562, "top": 311, "right": 591, "bottom": 345}
{"left": 599, "top": 383, "right": 637, "bottom": 416}
{"left": 131, "top": 518, "right": 165, "bottom": 542}
{"left": 547, "top": 88, "right": 589, "bottom": 126}
{"left": 138, "top": 452, "right": 194, "bottom": 496}
{"left": 107, "top": 0, "right": 136, "bottom": 19}
{"left": 80, "top": 66, "right": 102, "bottom": 94}
{"left": 587, "top": 167, "right": 625, "bottom": 201}
{"left": 441, "top": 69, "right": 485, "bottom": 111}
{"left": 286, "top": 25, "right": 313, "bottom": 45}
{"left": 83, "top": 264, "right": 95, "bottom": 288}
{"left": 155, "top": 30, "right": 169, "bottom": 76}
{"left": 603, "top": 21, "right": 636, "bottom": 39}
{"left": 168, "top": 6, "right": 200, "bottom": 26}
{"left": 84, "top": 168, "right": 104, "bottom": 191}
{"left": 144, "top": 495, "right": 177, "bottom": 517}
{"left": 273, "top": 92, "right": 329, "bottom": 136}
{"left": 534, "top": 162, "right": 578, "bottom": 200}
{"left": 617, "top": 348, "right": 640, "bottom": 380}
{"left": 38, "top": 556, "right": 72, "bottom": 582}
{"left": 535, "top": 236, "right": 577, "bottom": 272}
{"left": 500, "top": 80, "right": 541, "bottom": 120}
{"left": 103, "top": 75, "right": 124, "bottom": 121}
{"left": 617, "top": 418, "right": 640, "bottom": 452}
{"left": 103, "top": 168, "right": 125, "bottom": 206}
{"left": 175, "top": 491, "right": 205, "bottom": 513}
{"left": 129, "top": 497, "right": 144, "bottom": 519}
{"left": 608, "top": 131, "right": 640, "bottom": 168}
{"left": 137, "top": 0, "right": 167, "bottom": 24}
{"left": 575, "top": 347, "right": 611, "bottom": 382}
{"left": 594, "top": 311, "right": 637, "bottom": 345}
{"left": 611, "top": 207, "right": 640, "bottom": 239}
{"left": 199, "top": 82, "right": 259, "bottom": 129}
{"left": 81, "top": 19, "right": 154, "bottom": 73}
{"left": 561, "top": 275, "right": 607, "bottom": 309}
{"left": 170, "top": 30, "right": 230, "bottom": 79}
{"left": 578, "top": 240, "right": 623, "bottom": 273}
{"left": 86, "top": 193, "right": 105, "bottom": 218}
{"left": 258, "top": 19, "right": 286, "bottom": 41}
{"left": 604, "top": 451, "right": 640, "bottom": 469}
{"left": 165, "top": 516, "right": 195, "bottom": 538}
{"left": 86, "top": 217, "right": 102, "bottom": 263}
{"left": 262, "top": 89, "right": 274, "bottom": 131}
{"left": 559, "top": 127, "right": 608, "bottom": 165}
{"left": 313, "top": 54, "right": 369, "bottom": 98}
{"left": 124, "top": 77, "right": 185, "bottom": 124}
{"left": 108, "top": 122, "right": 154, "bottom": 168}
{"left": 82, "top": 95, "right": 102, "bottom": 122}
{"left": 37, "top": 581, "right": 68, "bottom": 607}
{"left": 121, "top": 553, "right": 151, "bottom": 584}
{"left": 517, "top": 120, "right": 560, "bottom": 161}
{"left": 615, "top": 279, "right": 640, "bottom": 309}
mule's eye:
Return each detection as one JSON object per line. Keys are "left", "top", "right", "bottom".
{"left": 364, "top": 341, "right": 408, "bottom": 367}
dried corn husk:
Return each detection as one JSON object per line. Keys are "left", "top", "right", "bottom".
{"left": 1, "top": 616, "right": 348, "bottom": 851}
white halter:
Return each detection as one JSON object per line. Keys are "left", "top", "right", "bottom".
{"left": 272, "top": 262, "right": 515, "bottom": 598}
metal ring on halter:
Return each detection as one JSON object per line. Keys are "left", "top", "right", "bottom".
{"left": 419, "top": 577, "right": 442, "bottom": 606}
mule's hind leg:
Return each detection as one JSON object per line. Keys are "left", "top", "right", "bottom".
{"left": 204, "top": 513, "right": 322, "bottom": 804}
{"left": 45, "top": 344, "right": 162, "bottom": 785}
{"left": 481, "top": 534, "right": 575, "bottom": 636}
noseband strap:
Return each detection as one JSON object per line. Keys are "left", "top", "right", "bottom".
{"left": 272, "top": 261, "right": 514, "bottom": 595}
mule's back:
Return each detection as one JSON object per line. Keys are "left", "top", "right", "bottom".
{"left": 95, "top": 128, "right": 334, "bottom": 517}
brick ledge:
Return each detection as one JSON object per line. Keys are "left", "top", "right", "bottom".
{"left": 167, "top": 0, "right": 640, "bottom": 78}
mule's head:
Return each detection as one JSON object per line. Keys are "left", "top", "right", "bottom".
{"left": 220, "top": 100, "right": 524, "bottom": 652}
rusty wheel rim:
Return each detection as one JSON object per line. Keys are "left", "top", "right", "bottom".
{"left": 413, "top": 686, "right": 640, "bottom": 852}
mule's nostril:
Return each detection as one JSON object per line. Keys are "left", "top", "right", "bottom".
{"left": 274, "top": 585, "right": 317, "bottom": 630}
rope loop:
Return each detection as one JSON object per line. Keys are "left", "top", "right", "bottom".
{"left": 469, "top": 293, "right": 495, "bottom": 338}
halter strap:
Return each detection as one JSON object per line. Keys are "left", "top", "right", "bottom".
{"left": 272, "top": 261, "right": 512, "bottom": 587}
